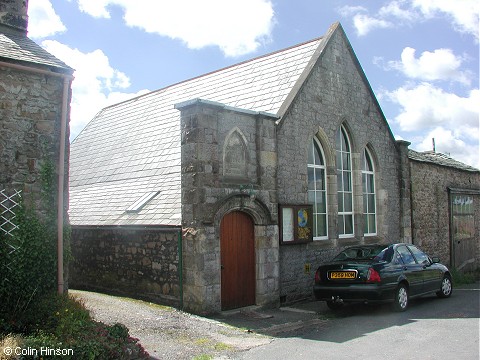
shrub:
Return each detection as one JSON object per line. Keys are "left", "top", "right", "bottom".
{"left": 0, "top": 159, "right": 148, "bottom": 358}
{"left": 18, "top": 292, "right": 92, "bottom": 337}
{"left": 0, "top": 158, "right": 64, "bottom": 335}
{"left": 0, "top": 203, "right": 57, "bottom": 334}
{"left": 19, "top": 294, "right": 149, "bottom": 360}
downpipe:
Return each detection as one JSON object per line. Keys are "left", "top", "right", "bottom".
{"left": 0, "top": 61, "right": 74, "bottom": 294}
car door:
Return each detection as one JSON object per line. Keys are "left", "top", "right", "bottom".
{"left": 396, "top": 245, "right": 424, "bottom": 296}
{"left": 408, "top": 245, "right": 442, "bottom": 293}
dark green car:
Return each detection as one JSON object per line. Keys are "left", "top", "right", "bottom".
{"left": 313, "top": 243, "right": 453, "bottom": 311}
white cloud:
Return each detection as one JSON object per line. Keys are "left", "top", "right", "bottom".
{"left": 385, "top": 82, "right": 479, "bottom": 167}
{"left": 76, "top": 0, "right": 112, "bottom": 18}
{"left": 388, "top": 47, "right": 471, "bottom": 85}
{"left": 379, "top": 1, "right": 417, "bottom": 22}
{"left": 415, "top": 127, "right": 479, "bottom": 168}
{"left": 27, "top": 0, "right": 66, "bottom": 38}
{"left": 386, "top": 83, "right": 479, "bottom": 133}
{"left": 339, "top": 0, "right": 479, "bottom": 40}
{"left": 337, "top": 5, "right": 367, "bottom": 17}
{"left": 411, "top": 0, "right": 479, "bottom": 41}
{"left": 384, "top": 83, "right": 479, "bottom": 167}
{"left": 352, "top": 14, "right": 393, "bottom": 36}
{"left": 39, "top": 40, "right": 149, "bottom": 140}
{"left": 75, "top": 0, "right": 275, "bottom": 57}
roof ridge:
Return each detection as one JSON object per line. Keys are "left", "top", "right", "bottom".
{"left": 0, "top": 32, "right": 73, "bottom": 72}
{"left": 408, "top": 149, "right": 479, "bottom": 172}
{"left": 101, "top": 36, "right": 324, "bottom": 111}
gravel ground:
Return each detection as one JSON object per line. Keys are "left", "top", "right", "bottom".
{"left": 70, "top": 290, "right": 272, "bottom": 360}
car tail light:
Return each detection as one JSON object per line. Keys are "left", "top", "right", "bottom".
{"left": 314, "top": 270, "right": 321, "bottom": 284}
{"left": 367, "top": 268, "right": 381, "bottom": 283}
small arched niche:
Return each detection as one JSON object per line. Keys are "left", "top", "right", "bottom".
{"left": 223, "top": 127, "right": 248, "bottom": 179}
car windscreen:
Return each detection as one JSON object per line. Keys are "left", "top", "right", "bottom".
{"left": 333, "top": 246, "right": 387, "bottom": 261}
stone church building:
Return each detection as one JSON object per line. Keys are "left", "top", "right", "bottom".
{"left": 69, "top": 22, "right": 479, "bottom": 314}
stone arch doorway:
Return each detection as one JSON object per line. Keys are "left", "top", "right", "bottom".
{"left": 220, "top": 210, "right": 255, "bottom": 310}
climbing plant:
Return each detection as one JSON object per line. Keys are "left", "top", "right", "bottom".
{"left": 0, "top": 159, "right": 61, "bottom": 334}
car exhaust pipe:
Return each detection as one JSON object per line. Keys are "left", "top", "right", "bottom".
{"left": 331, "top": 296, "right": 344, "bottom": 304}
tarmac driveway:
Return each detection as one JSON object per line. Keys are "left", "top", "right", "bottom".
{"left": 70, "top": 290, "right": 272, "bottom": 360}
{"left": 71, "top": 281, "right": 479, "bottom": 360}
{"left": 232, "top": 282, "right": 480, "bottom": 360}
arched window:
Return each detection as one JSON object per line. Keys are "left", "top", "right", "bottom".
{"left": 307, "top": 138, "right": 328, "bottom": 239}
{"left": 362, "top": 148, "right": 376, "bottom": 236}
{"left": 336, "top": 125, "right": 353, "bottom": 237}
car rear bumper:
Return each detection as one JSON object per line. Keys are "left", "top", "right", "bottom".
{"left": 313, "top": 283, "right": 397, "bottom": 303}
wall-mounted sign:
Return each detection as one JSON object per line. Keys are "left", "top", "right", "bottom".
{"left": 279, "top": 204, "right": 313, "bottom": 244}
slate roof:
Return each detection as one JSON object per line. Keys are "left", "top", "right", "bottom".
{"left": 0, "top": 30, "right": 72, "bottom": 72}
{"left": 408, "top": 150, "right": 479, "bottom": 173}
{"left": 69, "top": 33, "right": 325, "bottom": 226}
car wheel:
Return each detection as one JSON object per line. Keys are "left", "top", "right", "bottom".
{"left": 326, "top": 300, "right": 344, "bottom": 311}
{"left": 392, "top": 284, "right": 408, "bottom": 312}
{"left": 436, "top": 275, "right": 453, "bottom": 298}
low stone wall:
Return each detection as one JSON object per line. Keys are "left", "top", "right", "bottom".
{"left": 70, "top": 226, "right": 182, "bottom": 307}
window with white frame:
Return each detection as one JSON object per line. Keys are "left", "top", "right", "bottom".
{"left": 307, "top": 138, "right": 328, "bottom": 239}
{"left": 451, "top": 194, "right": 475, "bottom": 240}
{"left": 336, "top": 126, "right": 354, "bottom": 237}
{"left": 362, "top": 148, "right": 376, "bottom": 236}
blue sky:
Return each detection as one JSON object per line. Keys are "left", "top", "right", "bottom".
{"left": 28, "top": 0, "right": 479, "bottom": 167}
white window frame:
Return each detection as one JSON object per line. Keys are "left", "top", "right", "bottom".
{"left": 307, "top": 138, "right": 328, "bottom": 240}
{"left": 336, "top": 125, "right": 354, "bottom": 238}
{"left": 362, "top": 148, "right": 377, "bottom": 236}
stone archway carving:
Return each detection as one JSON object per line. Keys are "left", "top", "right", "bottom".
{"left": 223, "top": 127, "right": 249, "bottom": 179}
{"left": 212, "top": 194, "right": 273, "bottom": 227}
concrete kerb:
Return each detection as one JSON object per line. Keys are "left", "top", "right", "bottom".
{"left": 209, "top": 299, "right": 331, "bottom": 336}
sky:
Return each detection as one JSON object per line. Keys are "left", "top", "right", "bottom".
{"left": 27, "top": 0, "right": 479, "bottom": 167}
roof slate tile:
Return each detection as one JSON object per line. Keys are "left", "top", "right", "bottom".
{"left": 409, "top": 150, "right": 479, "bottom": 172}
{"left": 0, "top": 31, "right": 72, "bottom": 72}
{"left": 70, "top": 37, "right": 323, "bottom": 226}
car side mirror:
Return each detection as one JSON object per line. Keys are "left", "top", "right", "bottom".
{"left": 431, "top": 256, "right": 440, "bottom": 264}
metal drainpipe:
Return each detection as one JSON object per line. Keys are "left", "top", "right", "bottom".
{"left": 57, "top": 76, "right": 71, "bottom": 293}
{"left": 0, "top": 61, "right": 74, "bottom": 294}
{"left": 177, "top": 229, "right": 183, "bottom": 310}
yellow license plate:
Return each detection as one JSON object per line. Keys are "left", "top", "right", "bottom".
{"left": 330, "top": 271, "right": 356, "bottom": 279}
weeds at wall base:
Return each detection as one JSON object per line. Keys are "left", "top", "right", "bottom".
{"left": 0, "top": 160, "right": 148, "bottom": 359}
{"left": 0, "top": 293, "right": 149, "bottom": 359}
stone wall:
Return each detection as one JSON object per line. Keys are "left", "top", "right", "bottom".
{"left": 275, "top": 24, "right": 403, "bottom": 301}
{"left": 0, "top": 65, "right": 68, "bottom": 217}
{"left": 70, "top": 226, "right": 182, "bottom": 307}
{"left": 177, "top": 100, "right": 279, "bottom": 314}
{"left": 410, "top": 160, "right": 480, "bottom": 271}
{"left": 0, "top": 0, "right": 28, "bottom": 32}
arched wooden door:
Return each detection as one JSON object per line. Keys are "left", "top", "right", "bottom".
{"left": 220, "top": 211, "right": 255, "bottom": 310}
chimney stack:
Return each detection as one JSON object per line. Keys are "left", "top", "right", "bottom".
{"left": 0, "top": 0, "right": 29, "bottom": 34}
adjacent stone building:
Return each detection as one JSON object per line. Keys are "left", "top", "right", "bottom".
{"left": 69, "top": 22, "right": 479, "bottom": 314}
{"left": 408, "top": 150, "right": 480, "bottom": 273}
{"left": 0, "top": 0, "right": 74, "bottom": 291}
